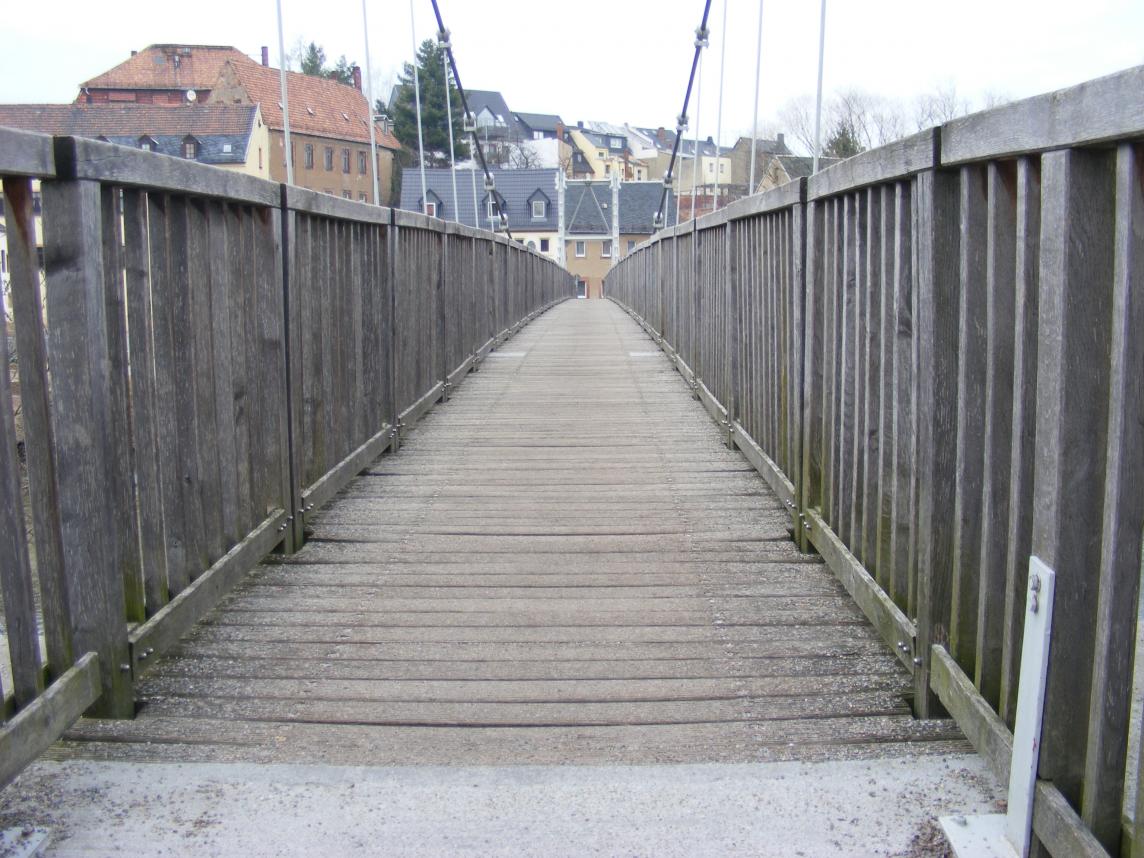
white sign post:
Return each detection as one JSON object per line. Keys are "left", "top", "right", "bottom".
{"left": 940, "top": 555, "right": 1056, "bottom": 858}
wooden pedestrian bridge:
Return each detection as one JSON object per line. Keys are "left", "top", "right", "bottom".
{"left": 0, "top": 68, "right": 1141, "bottom": 856}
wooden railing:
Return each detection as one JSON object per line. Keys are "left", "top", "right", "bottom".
{"left": 0, "top": 129, "right": 573, "bottom": 786}
{"left": 607, "top": 66, "right": 1144, "bottom": 858}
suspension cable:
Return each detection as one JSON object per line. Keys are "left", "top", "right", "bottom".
{"left": 429, "top": 0, "right": 514, "bottom": 240}
{"left": 689, "top": 53, "right": 703, "bottom": 221}
{"left": 409, "top": 0, "right": 428, "bottom": 214}
{"left": 654, "top": 0, "right": 713, "bottom": 230}
{"left": 438, "top": 31, "right": 460, "bottom": 223}
{"left": 713, "top": 0, "right": 727, "bottom": 211}
{"left": 748, "top": 0, "right": 764, "bottom": 194}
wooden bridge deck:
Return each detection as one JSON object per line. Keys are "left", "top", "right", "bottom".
{"left": 55, "top": 300, "right": 965, "bottom": 765}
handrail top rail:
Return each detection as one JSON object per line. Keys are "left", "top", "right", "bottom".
{"left": 285, "top": 185, "right": 393, "bottom": 225}
{"left": 807, "top": 128, "right": 938, "bottom": 201}
{"left": 0, "top": 127, "right": 56, "bottom": 179}
{"left": 55, "top": 135, "right": 280, "bottom": 207}
{"left": 0, "top": 127, "right": 565, "bottom": 263}
{"left": 940, "top": 63, "right": 1144, "bottom": 166}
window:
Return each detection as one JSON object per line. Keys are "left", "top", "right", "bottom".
{"left": 487, "top": 200, "right": 498, "bottom": 220}
{"left": 531, "top": 200, "right": 545, "bottom": 219}
{"left": 575, "top": 240, "right": 586, "bottom": 258}
{"left": 627, "top": 240, "right": 635, "bottom": 252}
{"left": 342, "top": 148, "right": 350, "bottom": 173}
{"left": 604, "top": 165, "right": 610, "bottom": 176}
{"left": 359, "top": 192, "right": 368, "bottom": 202}
{"left": 324, "top": 147, "right": 334, "bottom": 170}
{"left": 425, "top": 202, "right": 437, "bottom": 217}
{"left": 358, "top": 151, "right": 367, "bottom": 174}
{"left": 540, "top": 238, "right": 550, "bottom": 253}
{"left": 138, "top": 136, "right": 155, "bottom": 151}
{"left": 258, "top": 148, "right": 263, "bottom": 169}
{"left": 601, "top": 240, "right": 612, "bottom": 258}
{"left": 719, "top": 162, "right": 725, "bottom": 174}
{"left": 342, "top": 191, "right": 352, "bottom": 199}
{"left": 609, "top": 137, "right": 623, "bottom": 149}
{"left": 305, "top": 144, "right": 314, "bottom": 169}
{"left": 183, "top": 137, "right": 197, "bottom": 159}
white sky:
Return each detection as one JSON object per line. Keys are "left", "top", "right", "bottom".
{"left": 3, "top": 0, "right": 1142, "bottom": 146}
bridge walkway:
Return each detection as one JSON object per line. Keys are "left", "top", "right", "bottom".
{"left": 53, "top": 300, "right": 965, "bottom": 765}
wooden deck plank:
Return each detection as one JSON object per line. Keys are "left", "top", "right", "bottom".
{"left": 56, "top": 300, "right": 963, "bottom": 765}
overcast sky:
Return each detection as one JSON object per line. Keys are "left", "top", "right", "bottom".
{"left": 4, "top": 0, "right": 1142, "bottom": 146}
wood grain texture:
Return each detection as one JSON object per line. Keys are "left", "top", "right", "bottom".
{"left": 57, "top": 301, "right": 950, "bottom": 767}
{"left": 2, "top": 176, "right": 73, "bottom": 677}
{"left": 41, "top": 178, "right": 133, "bottom": 718}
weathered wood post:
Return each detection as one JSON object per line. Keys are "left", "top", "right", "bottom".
{"left": 41, "top": 139, "right": 134, "bottom": 718}
{"left": 912, "top": 166, "right": 960, "bottom": 719}
{"left": 280, "top": 187, "right": 305, "bottom": 552}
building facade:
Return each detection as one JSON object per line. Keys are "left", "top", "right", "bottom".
{"left": 79, "top": 44, "right": 402, "bottom": 203}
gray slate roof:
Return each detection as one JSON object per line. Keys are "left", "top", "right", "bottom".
{"left": 775, "top": 154, "right": 841, "bottom": 179}
{"left": 515, "top": 112, "right": 563, "bottom": 134}
{"left": 565, "top": 181, "right": 677, "bottom": 236}
{"left": 400, "top": 167, "right": 561, "bottom": 231}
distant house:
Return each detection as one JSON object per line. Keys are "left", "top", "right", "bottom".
{"left": 0, "top": 101, "right": 270, "bottom": 279}
{"left": 0, "top": 102, "right": 269, "bottom": 177}
{"left": 754, "top": 152, "right": 841, "bottom": 193}
{"left": 399, "top": 168, "right": 563, "bottom": 261}
{"left": 514, "top": 112, "right": 564, "bottom": 140}
{"left": 565, "top": 122, "right": 648, "bottom": 182}
{"left": 78, "top": 44, "right": 402, "bottom": 203}
{"left": 564, "top": 180, "right": 675, "bottom": 299}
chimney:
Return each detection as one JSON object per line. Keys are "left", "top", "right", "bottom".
{"left": 555, "top": 121, "right": 564, "bottom": 140}
{"left": 776, "top": 132, "right": 786, "bottom": 151}
{"left": 351, "top": 65, "right": 362, "bottom": 92}
{"left": 261, "top": 46, "right": 269, "bottom": 67}
{"left": 656, "top": 126, "right": 667, "bottom": 145}
{"left": 577, "top": 120, "right": 583, "bottom": 129}
{"left": 131, "top": 50, "right": 138, "bottom": 57}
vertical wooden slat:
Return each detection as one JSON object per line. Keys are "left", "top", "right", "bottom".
{"left": 837, "top": 195, "right": 856, "bottom": 546}
{"left": 207, "top": 200, "right": 240, "bottom": 548}
{"left": 801, "top": 201, "right": 823, "bottom": 549}
{"left": 41, "top": 175, "right": 133, "bottom": 718}
{"left": 950, "top": 164, "right": 988, "bottom": 676}
{"left": 1031, "top": 147, "right": 1115, "bottom": 818}
{"left": 875, "top": 185, "right": 895, "bottom": 591}
{"left": 229, "top": 204, "right": 254, "bottom": 538}
{"left": 122, "top": 189, "right": 169, "bottom": 616}
{"left": 890, "top": 181, "right": 914, "bottom": 612}
{"left": 0, "top": 240, "right": 42, "bottom": 707}
{"left": 99, "top": 187, "right": 144, "bottom": 623}
{"left": 168, "top": 197, "right": 207, "bottom": 580}
{"left": 3, "top": 176, "right": 72, "bottom": 675}
{"left": 1079, "top": 141, "right": 1144, "bottom": 851}
{"left": 148, "top": 194, "right": 189, "bottom": 594}
{"left": 999, "top": 157, "right": 1041, "bottom": 727}
{"left": 860, "top": 189, "right": 882, "bottom": 571}
{"left": 975, "top": 161, "right": 1017, "bottom": 710}
{"left": 187, "top": 199, "right": 224, "bottom": 565}
{"left": 912, "top": 167, "right": 960, "bottom": 718}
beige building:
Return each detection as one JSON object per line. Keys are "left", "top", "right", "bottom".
{"left": 79, "top": 44, "right": 402, "bottom": 203}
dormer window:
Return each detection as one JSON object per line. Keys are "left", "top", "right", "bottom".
{"left": 182, "top": 135, "right": 198, "bottom": 159}
{"left": 425, "top": 202, "right": 437, "bottom": 218}
{"left": 487, "top": 200, "right": 498, "bottom": 220}
{"left": 138, "top": 135, "right": 156, "bottom": 151}
{"left": 531, "top": 200, "right": 545, "bottom": 219}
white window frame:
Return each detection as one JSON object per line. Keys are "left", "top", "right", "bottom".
{"left": 601, "top": 240, "right": 612, "bottom": 258}
{"left": 487, "top": 200, "right": 498, "bottom": 220}
{"left": 425, "top": 202, "right": 437, "bottom": 218}
{"left": 575, "top": 241, "right": 586, "bottom": 258}
{"left": 531, "top": 200, "right": 546, "bottom": 219}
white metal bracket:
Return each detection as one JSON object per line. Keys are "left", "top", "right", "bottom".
{"left": 941, "top": 555, "right": 1056, "bottom": 858}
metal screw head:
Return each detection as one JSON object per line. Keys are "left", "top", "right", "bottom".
{"left": 119, "top": 663, "right": 131, "bottom": 672}
{"left": 913, "top": 657, "right": 923, "bottom": 666}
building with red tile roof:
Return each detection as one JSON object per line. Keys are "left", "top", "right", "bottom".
{"left": 78, "top": 44, "right": 402, "bottom": 203}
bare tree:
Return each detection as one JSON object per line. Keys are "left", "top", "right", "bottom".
{"left": 913, "top": 82, "right": 971, "bottom": 131}
{"left": 777, "top": 94, "right": 817, "bottom": 155}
